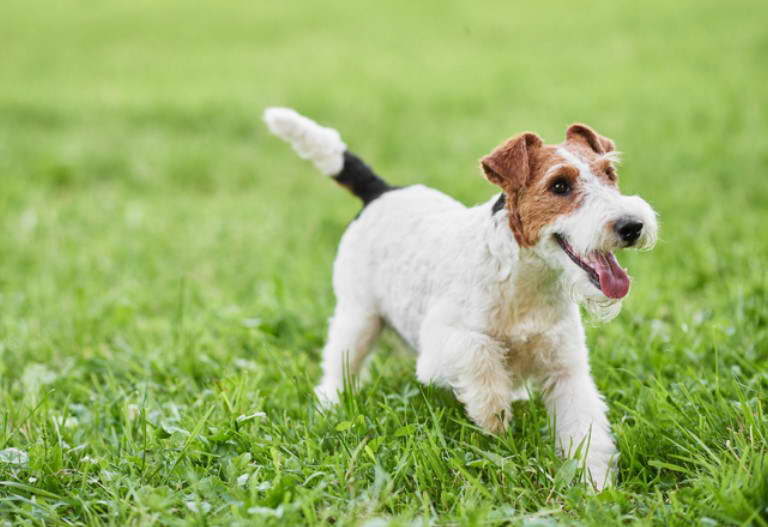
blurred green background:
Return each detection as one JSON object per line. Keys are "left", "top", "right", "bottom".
{"left": 1, "top": 1, "right": 767, "bottom": 525}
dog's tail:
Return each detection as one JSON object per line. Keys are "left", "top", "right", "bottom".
{"left": 263, "top": 107, "right": 392, "bottom": 205}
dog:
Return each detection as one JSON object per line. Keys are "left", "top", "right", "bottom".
{"left": 263, "top": 107, "right": 658, "bottom": 489}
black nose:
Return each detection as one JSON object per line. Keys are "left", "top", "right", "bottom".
{"left": 614, "top": 218, "right": 643, "bottom": 246}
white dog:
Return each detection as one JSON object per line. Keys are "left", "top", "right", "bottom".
{"left": 264, "top": 108, "right": 658, "bottom": 489}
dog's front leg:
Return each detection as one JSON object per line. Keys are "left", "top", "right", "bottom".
{"left": 542, "top": 363, "right": 617, "bottom": 490}
{"left": 417, "top": 320, "right": 514, "bottom": 435}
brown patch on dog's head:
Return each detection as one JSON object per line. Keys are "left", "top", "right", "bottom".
{"left": 482, "top": 124, "right": 620, "bottom": 247}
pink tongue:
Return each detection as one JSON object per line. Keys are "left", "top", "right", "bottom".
{"left": 592, "top": 252, "right": 630, "bottom": 299}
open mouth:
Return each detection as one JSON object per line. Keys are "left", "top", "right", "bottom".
{"left": 553, "top": 234, "right": 630, "bottom": 299}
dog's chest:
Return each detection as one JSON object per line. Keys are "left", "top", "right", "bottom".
{"left": 489, "top": 279, "right": 567, "bottom": 376}
{"left": 495, "top": 311, "right": 558, "bottom": 375}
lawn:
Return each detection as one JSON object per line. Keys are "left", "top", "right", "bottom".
{"left": 1, "top": 0, "right": 767, "bottom": 525}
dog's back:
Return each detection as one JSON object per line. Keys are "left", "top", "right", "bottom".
{"left": 336, "top": 184, "right": 479, "bottom": 345}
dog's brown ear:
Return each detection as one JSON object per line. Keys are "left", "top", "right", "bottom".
{"left": 566, "top": 124, "right": 614, "bottom": 154}
{"left": 481, "top": 132, "right": 543, "bottom": 247}
{"left": 481, "top": 132, "right": 543, "bottom": 189}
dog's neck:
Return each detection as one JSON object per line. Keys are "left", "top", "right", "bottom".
{"left": 485, "top": 194, "right": 566, "bottom": 300}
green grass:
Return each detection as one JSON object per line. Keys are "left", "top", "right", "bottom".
{"left": 1, "top": 0, "right": 767, "bottom": 525}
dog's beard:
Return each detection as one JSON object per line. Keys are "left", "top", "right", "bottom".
{"left": 561, "top": 275, "right": 623, "bottom": 322}
{"left": 582, "top": 295, "right": 622, "bottom": 322}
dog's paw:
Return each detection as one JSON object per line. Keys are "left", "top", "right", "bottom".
{"left": 469, "top": 407, "right": 510, "bottom": 435}
{"left": 510, "top": 386, "right": 530, "bottom": 402}
{"left": 314, "top": 384, "right": 341, "bottom": 410}
{"left": 584, "top": 457, "right": 617, "bottom": 492}
{"left": 556, "top": 433, "right": 617, "bottom": 491}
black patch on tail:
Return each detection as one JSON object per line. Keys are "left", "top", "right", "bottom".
{"left": 334, "top": 151, "right": 394, "bottom": 206}
{"left": 491, "top": 193, "right": 506, "bottom": 215}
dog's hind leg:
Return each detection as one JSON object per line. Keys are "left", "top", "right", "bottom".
{"left": 314, "top": 304, "right": 381, "bottom": 407}
{"left": 417, "top": 320, "right": 514, "bottom": 435}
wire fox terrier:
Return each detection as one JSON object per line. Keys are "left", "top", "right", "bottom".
{"left": 264, "top": 108, "right": 658, "bottom": 489}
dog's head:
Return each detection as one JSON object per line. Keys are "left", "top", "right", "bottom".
{"left": 482, "top": 124, "right": 657, "bottom": 317}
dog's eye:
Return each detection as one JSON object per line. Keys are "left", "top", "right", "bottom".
{"left": 550, "top": 178, "right": 572, "bottom": 196}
